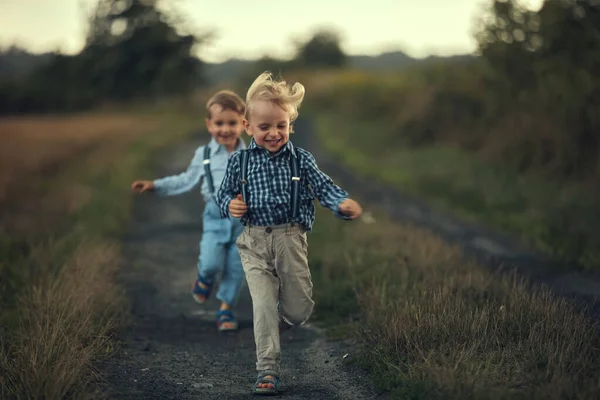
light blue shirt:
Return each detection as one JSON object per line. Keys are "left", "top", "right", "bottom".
{"left": 153, "top": 137, "right": 247, "bottom": 203}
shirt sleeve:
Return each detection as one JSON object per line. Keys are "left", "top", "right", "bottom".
{"left": 216, "top": 150, "right": 241, "bottom": 218}
{"left": 153, "top": 147, "right": 205, "bottom": 196}
{"left": 301, "top": 149, "right": 351, "bottom": 220}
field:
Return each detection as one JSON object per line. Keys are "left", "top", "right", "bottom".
{"left": 308, "top": 206, "right": 600, "bottom": 399}
{"left": 0, "top": 104, "right": 199, "bottom": 399}
{"left": 305, "top": 67, "right": 600, "bottom": 271}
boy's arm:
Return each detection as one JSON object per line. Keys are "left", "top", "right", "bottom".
{"left": 302, "top": 150, "right": 352, "bottom": 220}
{"left": 216, "top": 151, "right": 241, "bottom": 218}
{"left": 153, "top": 147, "right": 205, "bottom": 196}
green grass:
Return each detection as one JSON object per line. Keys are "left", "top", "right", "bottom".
{"left": 312, "top": 114, "right": 600, "bottom": 270}
{"left": 308, "top": 207, "right": 600, "bottom": 399}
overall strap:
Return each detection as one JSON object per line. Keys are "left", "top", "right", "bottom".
{"left": 289, "top": 151, "right": 301, "bottom": 222}
{"left": 239, "top": 149, "right": 250, "bottom": 204}
{"left": 202, "top": 145, "right": 215, "bottom": 194}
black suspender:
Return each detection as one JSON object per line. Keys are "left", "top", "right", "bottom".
{"left": 239, "top": 149, "right": 301, "bottom": 222}
{"left": 290, "top": 151, "right": 301, "bottom": 222}
{"left": 203, "top": 145, "right": 215, "bottom": 195}
{"left": 240, "top": 149, "right": 250, "bottom": 205}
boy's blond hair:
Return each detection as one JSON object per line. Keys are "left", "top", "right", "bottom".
{"left": 206, "top": 90, "right": 246, "bottom": 119}
{"left": 245, "top": 72, "right": 305, "bottom": 131}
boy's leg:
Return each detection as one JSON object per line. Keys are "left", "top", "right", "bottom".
{"left": 215, "top": 221, "right": 245, "bottom": 307}
{"left": 215, "top": 242, "right": 245, "bottom": 306}
{"left": 197, "top": 204, "right": 228, "bottom": 286}
{"left": 236, "top": 228, "right": 281, "bottom": 375}
{"left": 195, "top": 231, "right": 225, "bottom": 294}
{"left": 275, "top": 225, "right": 314, "bottom": 327}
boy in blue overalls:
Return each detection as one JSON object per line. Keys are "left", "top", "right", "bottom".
{"left": 131, "top": 90, "right": 247, "bottom": 331}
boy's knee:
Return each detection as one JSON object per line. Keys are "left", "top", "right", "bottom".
{"left": 281, "top": 301, "right": 314, "bottom": 326}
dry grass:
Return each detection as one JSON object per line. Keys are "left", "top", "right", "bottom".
{"left": 309, "top": 208, "right": 600, "bottom": 399}
{"left": 0, "top": 114, "right": 148, "bottom": 246}
{"left": 0, "top": 113, "right": 153, "bottom": 227}
{"left": 1, "top": 242, "right": 124, "bottom": 399}
{"left": 0, "top": 107, "right": 199, "bottom": 399}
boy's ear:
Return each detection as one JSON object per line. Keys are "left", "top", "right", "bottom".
{"left": 243, "top": 119, "right": 253, "bottom": 136}
{"left": 205, "top": 117, "right": 211, "bottom": 130}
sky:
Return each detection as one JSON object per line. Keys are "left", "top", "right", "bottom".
{"left": 0, "top": 0, "right": 544, "bottom": 63}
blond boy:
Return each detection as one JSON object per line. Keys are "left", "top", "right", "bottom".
{"left": 216, "top": 72, "right": 362, "bottom": 395}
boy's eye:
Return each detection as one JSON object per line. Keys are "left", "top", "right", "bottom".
{"left": 277, "top": 124, "right": 286, "bottom": 129}
{"left": 229, "top": 121, "right": 238, "bottom": 126}
{"left": 215, "top": 121, "right": 224, "bottom": 126}
{"left": 259, "top": 125, "right": 269, "bottom": 130}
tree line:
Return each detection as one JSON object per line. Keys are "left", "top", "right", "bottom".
{"left": 0, "top": 0, "right": 347, "bottom": 115}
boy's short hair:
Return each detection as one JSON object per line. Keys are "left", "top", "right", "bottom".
{"left": 206, "top": 90, "right": 246, "bottom": 119}
{"left": 245, "top": 71, "right": 305, "bottom": 130}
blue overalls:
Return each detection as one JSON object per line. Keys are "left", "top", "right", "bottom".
{"left": 153, "top": 137, "right": 246, "bottom": 306}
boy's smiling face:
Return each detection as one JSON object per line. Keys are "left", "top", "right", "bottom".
{"left": 244, "top": 100, "right": 291, "bottom": 153}
{"left": 205, "top": 104, "right": 244, "bottom": 151}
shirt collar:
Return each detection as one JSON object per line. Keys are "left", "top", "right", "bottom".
{"left": 209, "top": 136, "right": 247, "bottom": 154}
{"left": 248, "top": 137, "right": 258, "bottom": 150}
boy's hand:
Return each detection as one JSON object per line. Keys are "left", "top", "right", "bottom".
{"left": 339, "top": 198, "right": 362, "bottom": 219}
{"left": 131, "top": 180, "right": 155, "bottom": 193}
{"left": 229, "top": 194, "right": 248, "bottom": 218}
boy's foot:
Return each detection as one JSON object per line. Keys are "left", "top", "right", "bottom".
{"left": 253, "top": 372, "right": 279, "bottom": 395}
{"left": 216, "top": 309, "right": 238, "bottom": 332}
{"left": 191, "top": 278, "right": 212, "bottom": 304}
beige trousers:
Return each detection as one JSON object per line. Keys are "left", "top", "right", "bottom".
{"left": 236, "top": 223, "right": 315, "bottom": 375}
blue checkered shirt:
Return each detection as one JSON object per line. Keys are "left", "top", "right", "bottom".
{"left": 216, "top": 139, "right": 350, "bottom": 231}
